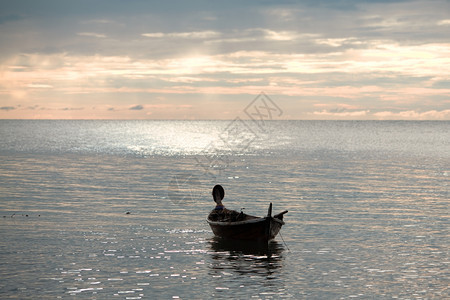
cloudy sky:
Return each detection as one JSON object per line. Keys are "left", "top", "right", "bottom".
{"left": 0, "top": 0, "right": 449, "bottom": 119}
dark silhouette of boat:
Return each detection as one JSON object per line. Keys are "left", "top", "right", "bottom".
{"left": 207, "top": 203, "right": 288, "bottom": 242}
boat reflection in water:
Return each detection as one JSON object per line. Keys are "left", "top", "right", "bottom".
{"left": 207, "top": 237, "right": 285, "bottom": 280}
{"left": 209, "top": 237, "right": 284, "bottom": 258}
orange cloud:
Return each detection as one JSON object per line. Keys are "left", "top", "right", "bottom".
{"left": 374, "top": 110, "right": 450, "bottom": 120}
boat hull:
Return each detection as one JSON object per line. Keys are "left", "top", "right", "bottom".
{"left": 207, "top": 216, "right": 284, "bottom": 241}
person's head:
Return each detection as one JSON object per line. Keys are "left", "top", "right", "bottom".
{"left": 212, "top": 185, "right": 225, "bottom": 204}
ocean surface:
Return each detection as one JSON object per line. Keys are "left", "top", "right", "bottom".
{"left": 0, "top": 120, "right": 448, "bottom": 299}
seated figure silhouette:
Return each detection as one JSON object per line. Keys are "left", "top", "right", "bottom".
{"left": 208, "top": 185, "right": 243, "bottom": 222}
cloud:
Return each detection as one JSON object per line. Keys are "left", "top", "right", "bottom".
{"left": 81, "top": 19, "right": 113, "bottom": 25}
{"left": 437, "top": 19, "right": 450, "bottom": 26}
{"left": 0, "top": 14, "right": 22, "bottom": 24}
{"left": 27, "top": 84, "right": 53, "bottom": 88}
{"left": 373, "top": 110, "right": 450, "bottom": 120}
{"left": 313, "top": 110, "right": 370, "bottom": 117}
{"left": 314, "top": 103, "right": 361, "bottom": 110}
{"left": 129, "top": 104, "right": 144, "bottom": 110}
{"left": 0, "top": 106, "right": 16, "bottom": 111}
{"left": 77, "top": 32, "right": 107, "bottom": 38}
{"left": 1, "top": 0, "right": 449, "bottom": 120}
{"left": 141, "top": 32, "right": 165, "bottom": 38}
{"left": 61, "top": 107, "right": 84, "bottom": 111}
{"left": 142, "top": 31, "right": 220, "bottom": 39}
{"left": 261, "top": 29, "right": 298, "bottom": 41}
{"left": 309, "top": 109, "right": 450, "bottom": 120}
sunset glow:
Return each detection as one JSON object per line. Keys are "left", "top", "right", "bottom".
{"left": 0, "top": 1, "right": 449, "bottom": 119}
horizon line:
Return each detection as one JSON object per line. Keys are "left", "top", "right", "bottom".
{"left": 0, "top": 118, "right": 448, "bottom": 121}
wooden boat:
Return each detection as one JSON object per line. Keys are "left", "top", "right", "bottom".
{"left": 207, "top": 203, "right": 288, "bottom": 242}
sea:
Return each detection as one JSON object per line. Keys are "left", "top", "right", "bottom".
{"left": 0, "top": 120, "right": 448, "bottom": 299}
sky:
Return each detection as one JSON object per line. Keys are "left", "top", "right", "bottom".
{"left": 0, "top": 0, "right": 449, "bottom": 120}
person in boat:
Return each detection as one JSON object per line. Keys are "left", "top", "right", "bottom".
{"left": 208, "top": 185, "right": 243, "bottom": 222}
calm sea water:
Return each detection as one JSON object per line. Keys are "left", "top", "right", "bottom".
{"left": 0, "top": 120, "right": 448, "bottom": 299}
